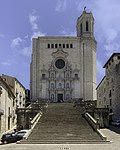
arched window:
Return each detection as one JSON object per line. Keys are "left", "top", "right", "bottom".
{"left": 55, "top": 44, "right": 57, "bottom": 48}
{"left": 59, "top": 44, "right": 61, "bottom": 48}
{"left": 48, "top": 44, "right": 50, "bottom": 48}
{"left": 63, "top": 44, "right": 65, "bottom": 48}
{"left": 75, "top": 74, "right": 78, "bottom": 78}
{"left": 66, "top": 73, "right": 69, "bottom": 78}
{"left": 58, "top": 83, "right": 62, "bottom": 88}
{"left": 70, "top": 44, "right": 73, "bottom": 48}
{"left": 66, "top": 83, "right": 69, "bottom": 88}
{"left": 51, "top": 94, "right": 54, "bottom": 100}
{"left": 51, "top": 83, "right": 54, "bottom": 88}
{"left": 66, "top": 94, "right": 69, "bottom": 99}
{"left": 51, "top": 73, "right": 54, "bottom": 78}
{"left": 66, "top": 44, "right": 69, "bottom": 48}
{"left": 86, "top": 21, "right": 89, "bottom": 31}
{"left": 42, "top": 74, "right": 46, "bottom": 78}
{"left": 51, "top": 44, "right": 54, "bottom": 48}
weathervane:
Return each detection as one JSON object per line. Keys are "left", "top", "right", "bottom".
{"left": 84, "top": 6, "right": 86, "bottom": 11}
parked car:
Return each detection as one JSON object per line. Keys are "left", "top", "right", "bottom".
{"left": 1, "top": 133, "right": 23, "bottom": 144}
{"left": 111, "top": 120, "right": 120, "bottom": 126}
{"left": 16, "top": 130, "right": 28, "bottom": 137}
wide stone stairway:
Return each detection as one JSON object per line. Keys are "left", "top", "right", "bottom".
{"left": 21, "top": 103, "right": 103, "bottom": 144}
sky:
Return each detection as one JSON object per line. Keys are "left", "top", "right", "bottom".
{"left": 0, "top": 0, "right": 120, "bottom": 89}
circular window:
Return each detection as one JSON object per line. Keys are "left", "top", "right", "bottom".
{"left": 55, "top": 59, "right": 65, "bottom": 69}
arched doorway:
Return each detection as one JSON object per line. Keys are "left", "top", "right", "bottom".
{"left": 57, "top": 93, "right": 63, "bottom": 102}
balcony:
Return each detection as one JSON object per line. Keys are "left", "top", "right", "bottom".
{"left": 0, "top": 108, "right": 4, "bottom": 115}
{"left": 48, "top": 87, "right": 73, "bottom": 91}
{"left": 16, "top": 90, "right": 18, "bottom": 96}
{"left": 8, "top": 113, "right": 12, "bottom": 118}
{"left": 48, "top": 77, "right": 73, "bottom": 81}
{"left": 16, "top": 98, "right": 18, "bottom": 103}
{"left": 13, "top": 114, "right": 16, "bottom": 119}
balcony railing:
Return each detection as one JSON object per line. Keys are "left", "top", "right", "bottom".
{"left": 48, "top": 87, "right": 73, "bottom": 91}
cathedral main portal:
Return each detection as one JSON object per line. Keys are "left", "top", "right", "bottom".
{"left": 57, "top": 93, "right": 63, "bottom": 102}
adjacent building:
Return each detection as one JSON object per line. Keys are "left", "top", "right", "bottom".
{"left": 30, "top": 10, "right": 97, "bottom": 102}
{"left": 0, "top": 77, "right": 15, "bottom": 133}
{"left": 1, "top": 74, "right": 26, "bottom": 108}
{"left": 0, "top": 74, "right": 27, "bottom": 134}
{"left": 97, "top": 76, "right": 106, "bottom": 108}
{"left": 97, "top": 53, "right": 120, "bottom": 120}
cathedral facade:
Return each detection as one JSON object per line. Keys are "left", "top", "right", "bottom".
{"left": 30, "top": 10, "right": 97, "bottom": 102}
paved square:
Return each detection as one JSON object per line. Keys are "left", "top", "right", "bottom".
{"left": 0, "top": 128, "right": 120, "bottom": 150}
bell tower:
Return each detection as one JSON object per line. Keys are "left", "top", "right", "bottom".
{"left": 76, "top": 8, "right": 97, "bottom": 101}
{"left": 76, "top": 9, "right": 94, "bottom": 38}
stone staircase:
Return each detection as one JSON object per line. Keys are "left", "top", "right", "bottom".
{"left": 20, "top": 103, "right": 103, "bottom": 144}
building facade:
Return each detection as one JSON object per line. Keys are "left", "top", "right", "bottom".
{"left": 1, "top": 74, "right": 26, "bottom": 108}
{"left": 30, "top": 10, "right": 97, "bottom": 102}
{"left": 97, "top": 76, "right": 106, "bottom": 108}
{"left": 0, "top": 77, "right": 15, "bottom": 134}
{"left": 97, "top": 53, "right": 120, "bottom": 120}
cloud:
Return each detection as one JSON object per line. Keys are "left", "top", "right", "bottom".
{"left": 94, "top": 0, "right": 120, "bottom": 58}
{"left": 59, "top": 29, "right": 76, "bottom": 36}
{"left": 75, "top": 0, "right": 93, "bottom": 12}
{"left": 11, "top": 11, "right": 46, "bottom": 59}
{"left": 29, "top": 11, "right": 46, "bottom": 39}
{"left": 24, "top": 35, "right": 29, "bottom": 39}
{"left": 102, "top": 27, "right": 120, "bottom": 57}
{"left": 55, "top": 0, "right": 67, "bottom": 12}
{"left": 1, "top": 59, "right": 18, "bottom": 66}
{"left": 22, "top": 46, "right": 31, "bottom": 57}
{"left": 97, "top": 60, "right": 104, "bottom": 75}
{"left": 0, "top": 34, "right": 5, "bottom": 38}
{"left": 59, "top": 26, "right": 76, "bottom": 36}
{"left": 104, "top": 42, "right": 120, "bottom": 57}
{"left": 31, "top": 31, "right": 46, "bottom": 39}
{"left": 29, "top": 13, "right": 38, "bottom": 31}
{"left": 96, "top": 60, "right": 105, "bottom": 84}
{"left": 11, "top": 37, "right": 24, "bottom": 48}
{"left": 102, "top": 28, "right": 120, "bottom": 57}
{"left": 1, "top": 62, "right": 11, "bottom": 66}
{"left": 75, "top": 0, "right": 120, "bottom": 58}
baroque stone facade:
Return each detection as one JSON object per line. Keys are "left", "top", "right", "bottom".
{"left": 30, "top": 10, "right": 97, "bottom": 102}
{"left": 97, "top": 53, "right": 120, "bottom": 120}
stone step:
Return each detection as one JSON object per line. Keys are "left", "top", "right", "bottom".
{"left": 20, "top": 103, "right": 103, "bottom": 144}
{"left": 20, "top": 139, "right": 106, "bottom": 144}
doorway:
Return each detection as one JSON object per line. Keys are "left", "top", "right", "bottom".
{"left": 57, "top": 93, "right": 63, "bottom": 102}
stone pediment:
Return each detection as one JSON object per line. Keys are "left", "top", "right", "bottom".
{"left": 52, "top": 48, "right": 68, "bottom": 59}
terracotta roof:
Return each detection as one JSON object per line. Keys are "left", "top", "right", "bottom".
{"left": 0, "top": 77, "right": 15, "bottom": 98}
{"left": 1, "top": 74, "right": 26, "bottom": 90}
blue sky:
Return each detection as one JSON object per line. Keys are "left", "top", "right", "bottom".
{"left": 0, "top": 0, "right": 120, "bottom": 89}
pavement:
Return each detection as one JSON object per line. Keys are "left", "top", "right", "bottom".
{"left": 0, "top": 127, "right": 120, "bottom": 150}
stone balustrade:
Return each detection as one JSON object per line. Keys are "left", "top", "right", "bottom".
{"left": 84, "top": 112, "right": 107, "bottom": 141}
